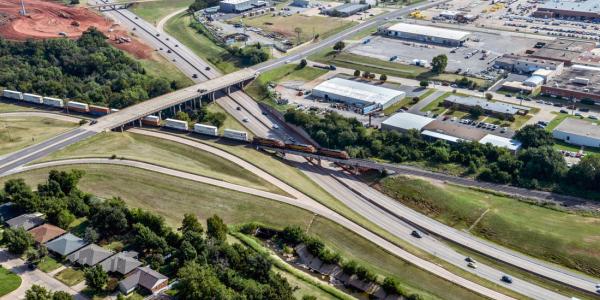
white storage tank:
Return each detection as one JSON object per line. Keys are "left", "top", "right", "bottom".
{"left": 67, "top": 101, "right": 89, "bottom": 113}
{"left": 23, "top": 93, "right": 43, "bottom": 104}
{"left": 223, "top": 129, "right": 248, "bottom": 141}
{"left": 43, "top": 97, "right": 64, "bottom": 108}
{"left": 165, "top": 118, "right": 189, "bottom": 131}
{"left": 3, "top": 89, "right": 23, "bottom": 100}
{"left": 194, "top": 123, "right": 218, "bottom": 136}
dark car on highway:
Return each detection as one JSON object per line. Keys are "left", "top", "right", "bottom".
{"left": 411, "top": 230, "right": 422, "bottom": 238}
{"left": 501, "top": 275, "right": 513, "bottom": 284}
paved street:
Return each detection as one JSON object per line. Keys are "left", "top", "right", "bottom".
{"left": 0, "top": 250, "right": 86, "bottom": 300}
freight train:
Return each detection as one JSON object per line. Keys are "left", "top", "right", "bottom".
{"left": 252, "top": 137, "right": 350, "bottom": 160}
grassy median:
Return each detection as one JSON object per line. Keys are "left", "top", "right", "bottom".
{"left": 0, "top": 116, "right": 78, "bottom": 156}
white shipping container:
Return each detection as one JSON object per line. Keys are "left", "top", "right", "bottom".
{"left": 193, "top": 123, "right": 218, "bottom": 136}
{"left": 23, "top": 93, "right": 43, "bottom": 104}
{"left": 3, "top": 89, "right": 23, "bottom": 100}
{"left": 110, "top": 108, "right": 120, "bottom": 113}
{"left": 143, "top": 115, "right": 160, "bottom": 122}
{"left": 67, "top": 101, "right": 89, "bottom": 110}
{"left": 223, "top": 129, "right": 248, "bottom": 141}
{"left": 165, "top": 118, "right": 189, "bottom": 131}
{"left": 43, "top": 97, "right": 64, "bottom": 108}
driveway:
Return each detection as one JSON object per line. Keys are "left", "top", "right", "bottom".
{"left": 0, "top": 250, "right": 87, "bottom": 300}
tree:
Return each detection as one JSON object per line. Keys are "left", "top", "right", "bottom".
{"left": 514, "top": 125, "right": 554, "bottom": 148}
{"left": 52, "top": 292, "right": 73, "bottom": 300}
{"left": 294, "top": 27, "right": 303, "bottom": 44}
{"left": 206, "top": 215, "right": 227, "bottom": 243}
{"left": 25, "top": 285, "right": 52, "bottom": 300}
{"left": 431, "top": 54, "right": 448, "bottom": 74}
{"left": 567, "top": 154, "right": 600, "bottom": 191}
{"left": 177, "top": 262, "right": 232, "bottom": 300}
{"left": 419, "top": 80, "right": 429, "bottom": 88}
{"left": 132, "top": 223, "right": 168, "bottom": 253}
{"left": 2, "top": 227, "right": 34, "bottom": 255}
{"left": 518, "top": 146, "right": 567, "bottom": 181}
{"left": 353, "top": 69, "right": 360, "bottom": 77}
{"left": 485, "top": 93, "right": 493, "bottom": 101}
{"left": 175, "top": 111, "right": 191, "bottom": 123}
{"left": 279, "top": 226, "right": 304, "bottom": 245}
{"left": 298, "top": 59, "right": 307, "bottom": 69}
{"left": 333, "top": 41, "right": 345, "bottom": 52}
{"left": 468, "top": 105, "right": 484, "bottom": 119}
{"left": 379, "top": 74, "right": 388, "bottom": 82}
{"left": 180, "top": 213, "right": 204, "bottom": 234}
{"left": 85, "top": 265, "right": 108, "bottom": 291}
{"left": 83, "top": 227, "right": 100, "bottom": 243}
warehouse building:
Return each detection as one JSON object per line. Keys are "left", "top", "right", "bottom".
{"left": 379, "top": 23, "right": 471, "bottom": 46}
{"left": 527, "top": 39, "right": 596, "bottom": 66}
{"left": 541, "top": 65, "right": 600, "bottom": 103}
{"left": 553, "top": 118, "right": 600, "bottom": 148}
{"left": 444, "top": 95, "right": 530, "bottom": 118}
{"left": 533, "top": 0, "right": 600, "bottom": 21}
{"left": 312, "top": 78, "right": 405, "bottom": 113}
{"left": 291, "top": 0, "right": 310, "bottom": 7}
{"left": 493, "top": 54, "right": 564, "bottom": 74}
{"left": 323, "top": 3, "right": 369, "bottom": 17}
{"left": 220, "top": 0, "right": 265, "bottom": 13}
{"left": 381, "top": 112, "right": 435, "bottom": 133}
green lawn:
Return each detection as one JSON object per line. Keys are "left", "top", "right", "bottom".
{"left": 0, "top": 116, "right": 78, "bottom": 156}
{"left": 383, "top": 89, "right": 435, "bottom": 115}
{"left": 310, "top": 50, "right": 487, "bottom": 87}
{"left": 2, "top": 165, "right": 486, "bottom": 300}
{"left": 164, "top": 13, "right": 239, "bottom": 73}
{"left": 228, "top": 14, "right": 355, "bottom": 45}
{"left": 137, "top": 54, "right": 193, "bottom": 89}
{"left": 41, "top": 131, "right": 280, "bottom": 194}
{"left": 0, "top": 266, "right": 21, "bottom": 297}
{"left": 55, "top": 267, "right": 85, "bottom": 286}
{"left": 37, "top": 256, "right": 61, "bottom": 273}
{"left": 130, "top": 0, "right": 194, "bottom": 24}
{"left": 545, "top": 112, "right": 586, "bottom": 132}
{"left": 379, "top": 176, "right": 600, "bottom": 277}
{"left": 420, "top": 91, "right": 451, "bottom": 114}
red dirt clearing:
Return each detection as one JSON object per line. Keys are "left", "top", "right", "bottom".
{"left": 0, "top": 0, "right": 152, "bottom": 59}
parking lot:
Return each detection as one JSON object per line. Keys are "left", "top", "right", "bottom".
{"left": 348, "top": 31, "right": 536, "bottom": 77}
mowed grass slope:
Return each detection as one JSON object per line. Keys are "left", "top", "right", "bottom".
{"left": 0, "top": 267, "right": 21, "bottom": 297}
{"left": 2, "top": 165, "right": 484, "bottom": 300}
{"left": 0, "top": 116, "right": 77, "bottom": 156}
{"left": 379, "top": 176, "right": 600, "bottom": 277}
{"left": 41, "top": 132, "right": 282, "bottom": 194}
{"left": 130, "top": 0, "right": 194, "bottom": 24}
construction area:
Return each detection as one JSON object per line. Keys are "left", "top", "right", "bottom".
{"left": 0, "top": 0, "right": 151, "bottom": 58}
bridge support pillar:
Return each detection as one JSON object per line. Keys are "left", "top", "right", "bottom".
{"left": 158, "top": 111, "right": 162, "bottom": 120}
{"left": 317, "top": 158, "right": 321, "bottom": 166}
{"left": 120, "top": 125, "right": 124, "bottom": 133}
{"left": 171, "top": 106, "right": 175, "bottom": 115}
{"left": 139, "top": 119, "right": 142, "bottom": 127}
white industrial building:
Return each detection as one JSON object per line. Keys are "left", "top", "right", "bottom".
{"left": 220, "top": 0, "right": 264, "bottom": 13}
{"left": 379, "top": 23, "right": 471, "bottom": 46}
{"left": 479, "top": 134, "right": 522, "bottom": 152}
{"left": 312, "top": 78, "right": 405, "bottom": 113}
{"left": 381, "top": 112, "right": 435, "bottom": 133}
{"left": 552, "top": 118, "right": 600, "bottom": 148}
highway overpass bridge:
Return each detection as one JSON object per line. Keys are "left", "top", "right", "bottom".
{"left": 87, "top": 0, "right": 159, "bottom": 10}
{"left": 89, "top": 68, "right": 258, "bottom": 132}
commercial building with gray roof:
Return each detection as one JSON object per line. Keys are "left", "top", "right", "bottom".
{"left": 379, "top": 23, "right": 471, "bottom": 46}
{"left": 552, "top": 118, "right": 600, "bottom": 148}
{"left": 312, "top": 78, "right": 405, "bottom": 113}
{"left": 324, "top": 3, "right": 369, "bottom": 17}
{"left": 444, "top": 95, "right": 530, "bottom": 117}
{"left": 381, "top": 112, "right": 435, "bottom": 133}
{"left": 533, "top": 0, "right": 600, "bottom": 20}
{"left": 6, "top": 212, "right": 44, "bottom": 231}
{"left": 46, "top": 233, "right": 88, "bottom": 256}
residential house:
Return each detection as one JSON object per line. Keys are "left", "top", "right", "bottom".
{"left": 98, "top": 251, "right": 142, "bottom": 275}
{"left": 6, "top": 213, "right": 44, "bottom": 230}
{"left": 119, "top": 266, "right": 169, "bottom": 295}
{"left": 67, "top": 244, "right": 114, "bottom": 267}
{"left": 46, "top": 233, "right": 88, "bottom": 257}
{"left": 28, "top": 224, "right": 66, "bottom": 244}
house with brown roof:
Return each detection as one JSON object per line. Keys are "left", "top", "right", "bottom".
{"left": 28, "top": 224, "right": 66, "bottom": 244}
{"left": 119, "top": 266, "right": 168, "bottom": 295}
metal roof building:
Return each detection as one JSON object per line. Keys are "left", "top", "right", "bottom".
{"left": 324, "top": 3, "right": 369, "bottom": 16}
{"left": 380, "top": 23, "right": 470, "bottom": 46}
{"left": 444, "top": 95, "right": 530, "bottom": 116}
{"left": 479, "top": 134, "right": 522, "bottom": 152}
{"left": 534, "top": 0, "right": 600, "bottom": 20}
{"left": 312, "top": 78, "right": 406, "bottom": 112}
{"left": 552, "top": 118, "right": 600, "bottom": 148}
{"left": 381, "top": 112, "right": 435, "bottom": 133}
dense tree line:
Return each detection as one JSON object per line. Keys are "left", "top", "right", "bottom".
{"left": 1, "top": 170, "right": 296, "bottom": 298}
{"left": 285, "top": 110, "right": 600, "bottom": 199}
{"left": 0, "top": 28, "right": 175, "bottom": 108}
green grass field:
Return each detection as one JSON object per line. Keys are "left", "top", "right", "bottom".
{"left": 0, "top": 101, "right": 40, "bottom": 113}
{"left": 228, "top": 14, "right": 355, "bottom": 45}
{"left": 2, "top": 165, "right": 486, "bottom": 300}
{"left": 0, "top": 266, "right": 21, "bottom": 297}
{"left": 130, "top": 0, "right": 194, "bottom": 24}
{"left": 310, "top": 50, "right": 488, "bottom": 87}
{"left": 420, "top": 91, "right": 451, "bottom": 114}
{"left": 137, "top": 54, "right": 194, "bottom": 89}
{"left": 37, "top": 256, "right": 61, "bottom": 273}
{"left": 41, "top": 131, "right": 280, "bottom": 194}
{"left": 0, "top": 116, "right": 78, "bottom": 156}
{"left": 164, "top": 13, "right": 239, "bottom": 73}
{"left": 55, "top": 267, "right": 85, "bottom": 286}
{"left": 379, "top": 176, "right": 600, "bottom": 277}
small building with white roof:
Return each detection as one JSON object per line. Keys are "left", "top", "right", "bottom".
{"left": 479, "top": 134, "right": 522, "bottom": 152}
{"left": 379, "top": 23, "right": 470, "bottom": 46}
{"left": 381, "top": 112, "right": 435, "bottom": 133}
{"left": 312, "top": 78, "right": 405, "bottom": 113}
